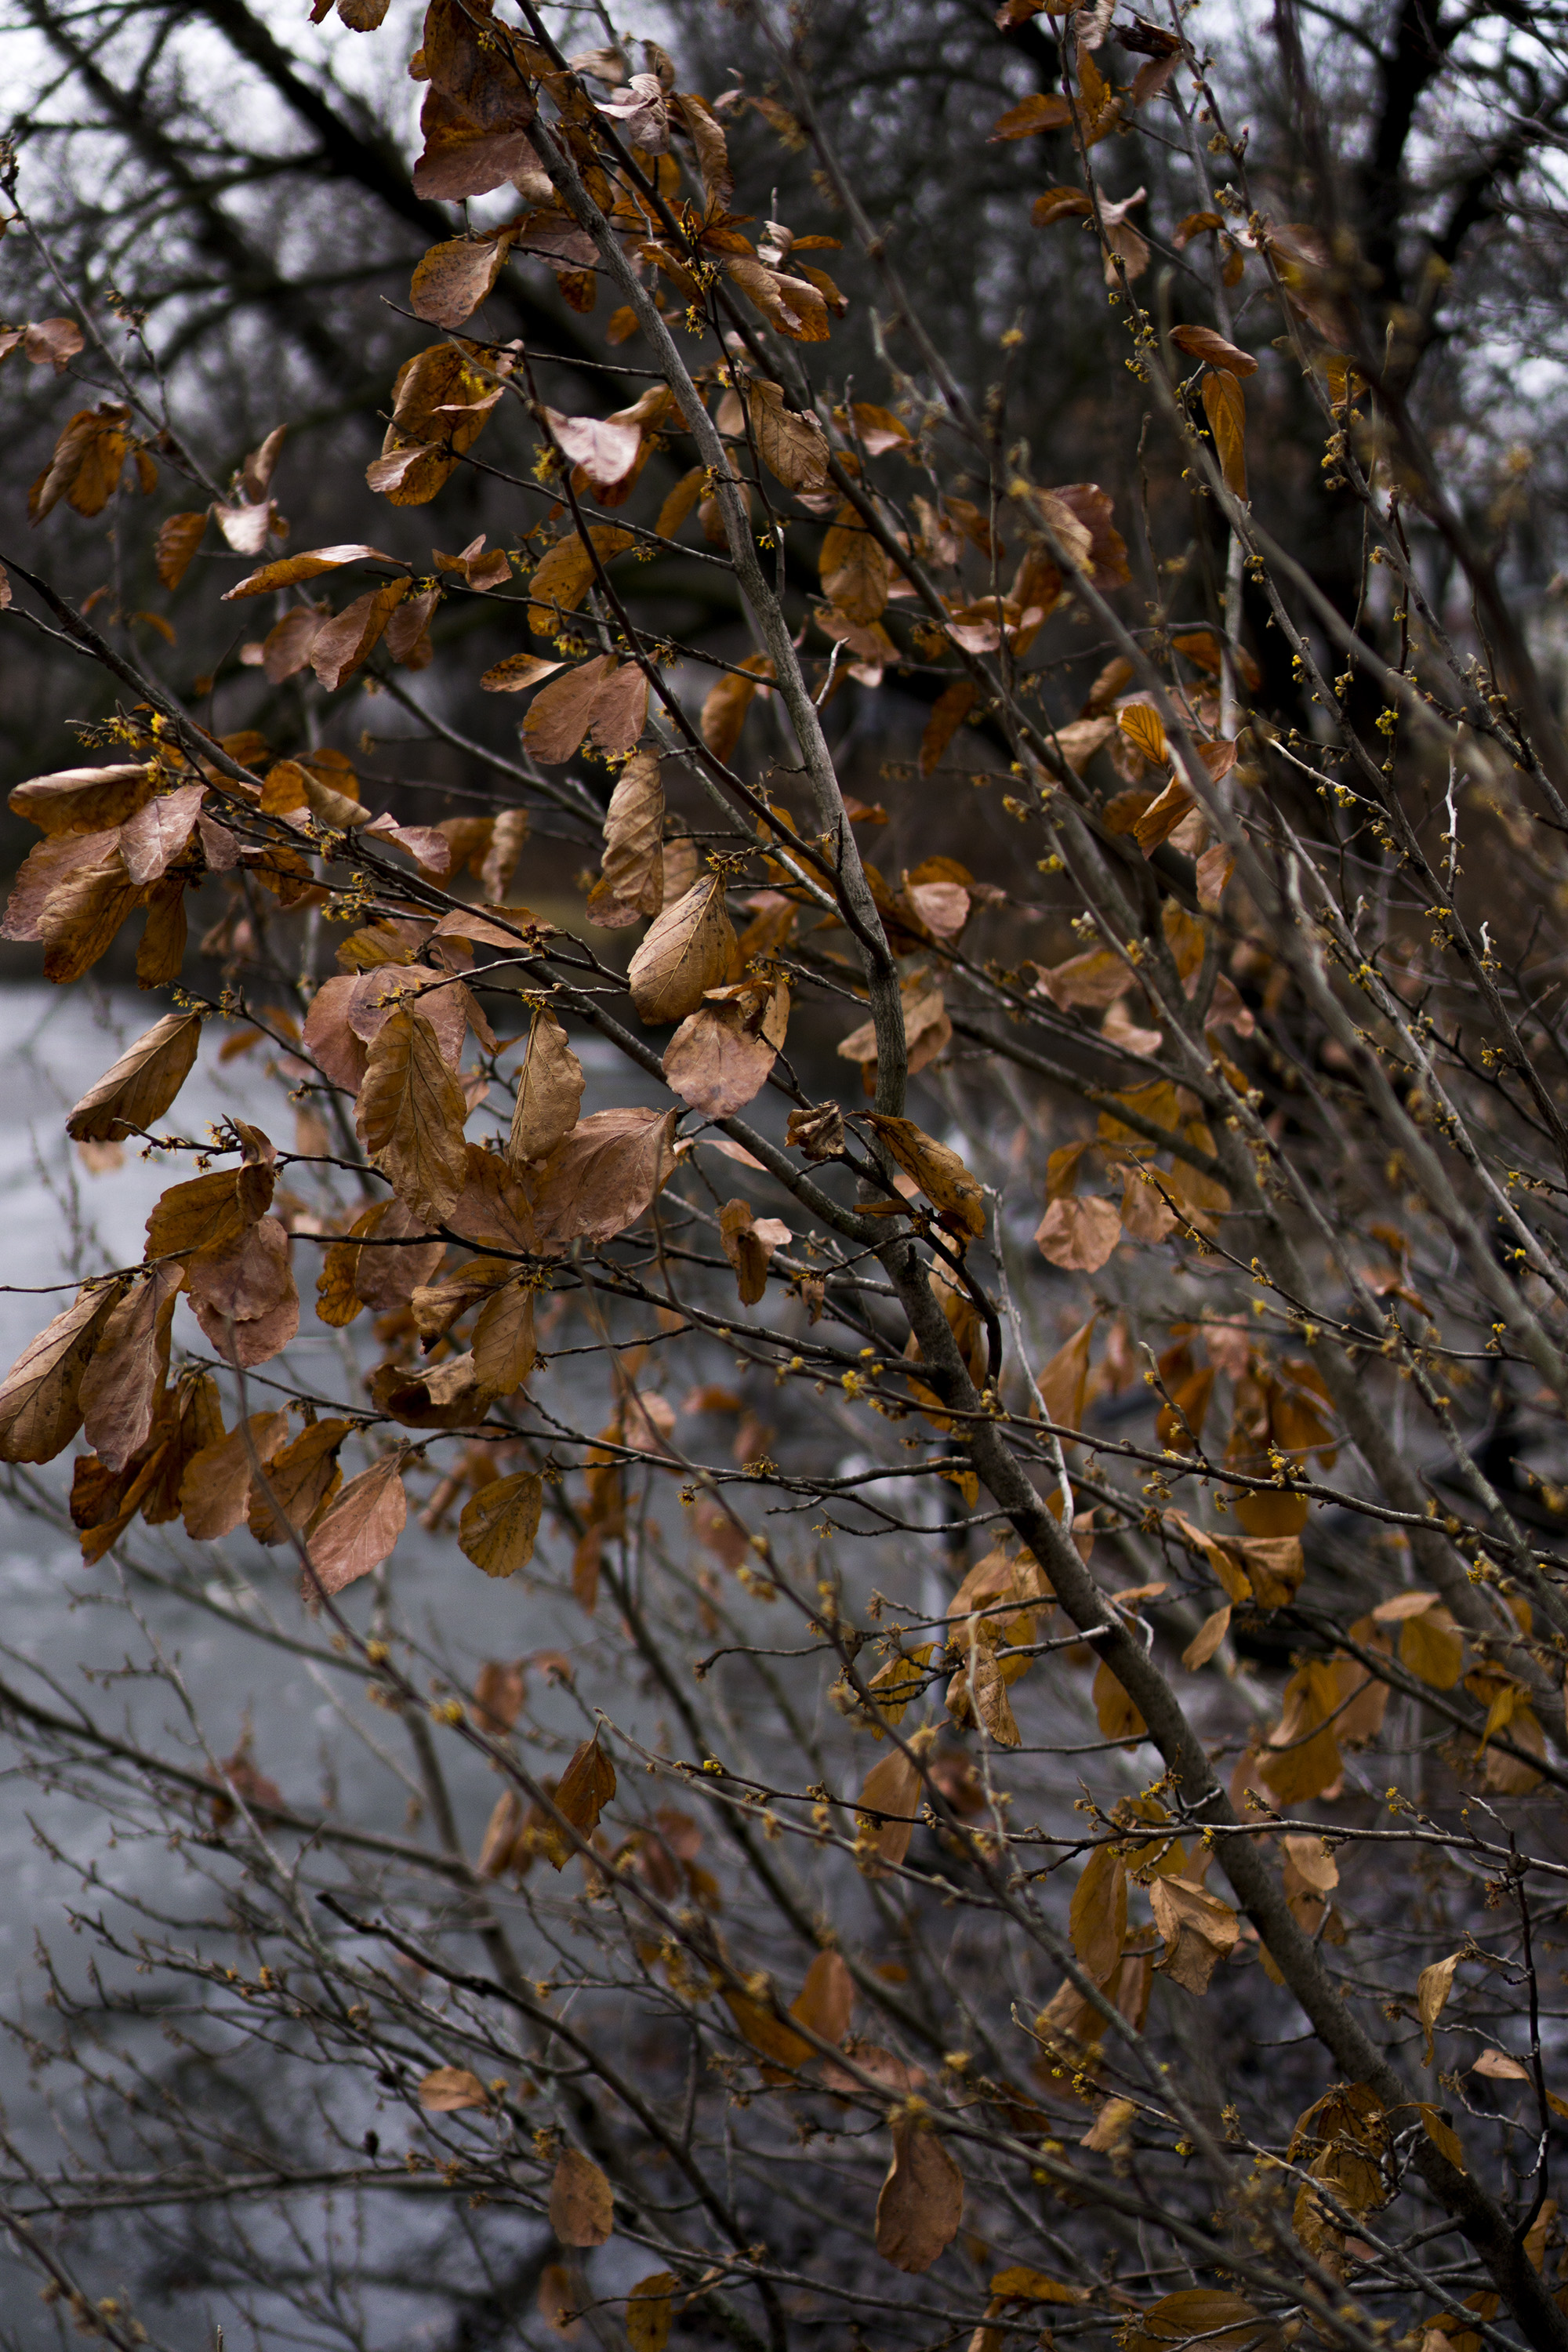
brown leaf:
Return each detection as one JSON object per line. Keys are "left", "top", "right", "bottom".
{"left": 358, "top": 1009, "right": 470, "bottom": 1225}
{"left": 586, "top": 747, "right": 664, "bottom": 926}
{"left": 920, "top": 680, "right": 978, "bottom": 775}
{"left": 179, "top": 1410, "right": 290, "bottom": 1540}
{"left": 411, "top": 234, "right": 507, "bottom": 327}
{"left": 1036, "top": 1318, "right": 1094, "bottom": 1431}
{"left": 308, "top": 1452, "right": 408, "bottom": 1595}
{"left": 247, "top": 1418, "right": 351, "bottom": 1545}
{"left": 156, "top": 510, "right": 209, "bottom": 590}
{"left": 1149, "top": 1875, "right": 1239, "bottom": 1994}
{"left": 222, "top": 544, "right": 399, "bottom": 601}
{"left": 1201, "top": 369, "right": 1247, "bottom": 499}
{"left": 527, "top": 526, "right": 634, "bottom": 637}
{"left": 719, "top": 1199, "right": 772, "bottom": 1307}
{"left": 78, "top": 1265, "right": 179, "bottom": 1472}
{"left": 529, "top": 1106, "right": 678, "bottom": 1255}
{"left": 459, "top": 1471, "right": 544, "bottom": 1578}
{"left": 700, "top": 655, "right": 775, "bottom": 765}
{"left": 1259, "top": 1659, "right": 1342, "bottom": 1802}
{"left": 790, "top": 1951, "right": 855, "bottom": 2046}
{"left": 868, "top": 1115, "right": 986, "bottom": 1237}
{"left": 188, "top": 1217, "right": 299, "bottom": 1368}
{"left": 875, "top": 2115, "right": 963, "bottom": 2273}
{"left": 542, "top": 405, "right": 643, "bottom": 492}
{"left": 67, "top": 1011, "right": 201, "bottom": 1143}
{"left": 626, "top": 2274, "right": 677, "bottom": 2352}
{"left": 507, "top": 1007, "right": 584, "bottom": 1167}
{"left": 472, "top": 1279, "right": 536, "bottom": 1393}
{"left": 1418, "top": 1954, "right": 1461, "bottom": 2066}
{"left": 1171, "top": 324, "right": 1258, "bottom": 377}
{"left": 663, "top": 978, "right": 787, "bottom": 1118}
{"left": 523, "top": 653, "right": 616, "bottom": 764}
{"left": 146, "top": 1161, "right": 272, "bottom": 1265}
{"left": 545, "top": 1733, "right": 616, "bottom": 1865}
{"left": 628, "top": 875, "right": 737, "bottom": 1023}
{"left": 550, "top": 2147, "right": 614, "bottom": 2247}
{"left": 311, "top": 579, "right": 411, "bottom": 691}
{"left": 417, "top": 2066, "right": 488, "bottom": 2112}
{"left": 748, "top": 378, "right": 830, "bottom": 490}
{"left": 1069, "top": 1846, "right": 1127, "bottom": 1985}
{"left": 989, "top": 92, "right": 1073, "bottom": 137}
{"left": 1181, "top": 1604, "right": 1232, "bottom": 1671}
{"left": 1035, "top": 1195, "right": 1122, "bottom": 1270}
{"left": 1093, "top": 1658, "right": 1146, "bottom": 1742}
{"left": 0, "top": 1278, "right": 129, "bottom": 1465}
{"left": 855, "top": 1746, "right": 920, "bottom": 1871}
{"left": 820, "top": 504, "right": 889, "bottom": 623}
{"left": 1123, "top": 2292, "right": 1272, "bottom": 2352}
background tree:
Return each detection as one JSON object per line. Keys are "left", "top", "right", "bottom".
{"left": 2, "top": 5, "right": 1568, "bottom": 2352}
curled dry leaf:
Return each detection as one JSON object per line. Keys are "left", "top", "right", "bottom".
{"left": 1149, "top": 1875, "right": 1240, "bottom": 1994}
{"left": 867, "top": 1115, "right": 986, "bottom": 1237}
{"left": 663, "top": 977, "right": 789, "bottom": 1119}
{"left": 855, "top": 1745, "right": 920, "bottom": 1872}
{"left": 529, "top": 1106, "right": 679, "bottom": 1255}
{"left": 1170, "top": 323, "right": 1258, "bottom": 377}
{"left": 586, "top": 749, "right": 664, "bottom": 927}
{"left": 1036, "top": 1194, "right": 1122, "bottom": 1271}
{"left": 1418, "top": 1953, "right": 1461, "bottom": 2065}
{"left": 1201, "top": 369, "right": 1247, "bottom": 499}
{"left": 410, "top": 234, "right": 508, "bottom": 328}
{"left": 0, "top": 1277, "right": 129, "bottom": 1465}
{"left": 507, "top": 1007, "right": 585, "bottom": 1167}
{"left": 875, "top": 2115, "right": 964, "bottom": 2273}
{"left": 459, "top": 1470, "right": 544, "bottom": 1577}
{"left": 307, "top": 1451, "right": 408, "bottom": 1596}
{"left": 1069, "top": 1845, "right": 1127, "bottom": 1985}
{"left": 748, "top": 377, "right": 830, "bottom": 490}
{"left": 550, "top": 2147, "right": 614, "bottom": 2247}
{"left": 417, "top": 2066, "right": 488, "bottom": 2112}
{"left": 820, "top": 504, "right": 889, "bottom": 624}
{"left": 248, "top": 1417, "right": 351, "bottom": 1544}
{"left": 790, "top": 1950, "right": 855, "bottom": 2046}
{"left": 543, "top": 1733, "right": 616, "bottom": 1865}
{"left": 155, "top": 510, "right": 208, "bottom": 590}
{"left": 79, "top": 1265, "right": 180, "bottom": 1472}
{"left": 628, "top": 875, "right": 738, "bottom": 1024}
{"left": 67, "top": 1011, "right": 201, "bottom": 1142}
{"left": 357, "top": 1008, "right": 470, "bottom": 1226}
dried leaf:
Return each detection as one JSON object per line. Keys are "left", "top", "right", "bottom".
{"left": 1149, "top": 1875, "right": 1239, "bottom": 1994}
{"left": 67, "top": 1012, "right": 201, "bottom": 1143}
{"left": 1419, "top": 1954, "right": 1461, "bottom": 2065}
{"left": 1171, "top": 323, "right": 1258, "bottom": 377}
{"left": 867, "top": 1115, "right": 986, "bottom": 1236}
{"left": 222, "top": 544, "right": 399, "bottom": 601}
{"left": 1035, "top": 1194, "right": 1121, "bottom": 1270}
{"left": 875, "top": 2115, "right": 963, "bottom": 2273}
{"left": 0, "top": 1278, "right": 129, "bottom": 1464}
{"left": 1181, "top": 1604, "right": 1231, "bottom": 1671}
{"left": 411, "top": 234, "right": 507, "bottom": 327}
{"left": 156, "top": 510, "right": 208, "bottom": 590}
{"left": 790, "top": 1951, "right": 855, "bottom": 2046}
{"left": 179, "top": 1410, "right": 290, "bottom": 1540}
{"left": 418, "top": 2066, "right": 488, "bottom": 2112}
{"left": 855, "top": 1746, "right": 920, "bottom": 1871}
{"left": 529, "top": 1106, "right": 678, "bottom": 1255}
{"left": 920, "top": 680, "right": 977, "bottom": 775}
{"left": 587, "top": 749, "right": 664, "bottom": 926}
{"left": 507, "top": 1008, "right": 585, "bottom": 1167}
{"left": 549, "top": 2147, "right": 614, "bottom": 2246}
{"left": 626, "top": 2274, "right": 677, "bottom": 2352}
{"left": 1124, "top": 2292, "right": 1272, "bottom": 2352}
{"left": 527, "top": 525, "right": 633, "bottom": 636}
{"left": 247, "top": 1417, "right": 351, "bottom": 1545}
{"left": 459, "top": 1470, "right": 544, "bottom": 1577}
{"left": 700, "top": 655, "right": 774, "bottom": 765}
{"left": 820, "top": 503, "right": 889, "bottom": 624}
{"left": 472, "top": 1279, "right": 537, "bottom": 1394}
{"left": 78, "top": 1265, "right": 179, "bottom": 1472}
{"left": 628, "top": 875, "right": 737, "bottom": 1023}
{"left": 1070, "top": 1846, "right": 1127, "bottom": 1985}
{"left": 308, "top": 1452, "right": 408, "bottom": 1595}
{"left": 544, "top": 1733, "right": 616, "bottom": 1865}
{"left": 1201, "top": 369, "right": 1247, "bottom": 498}
{"left": 358, "top": 1009, "right": 470, "bottom": 1225}
{"left": 748, "top": 377, "right": 830, "bottom": 490}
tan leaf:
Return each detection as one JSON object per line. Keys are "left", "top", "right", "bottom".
{"left": 308, "top": 1453, "right": 408, "bottom": 1595}
{"left": 145, "top": 1160, "right": 272, "bottom": 1265}
{"left": 700, "top": 654, "right": 775, "bottom": 765}
{"left": 527, "top": 525, "right": 634, "bottom": 636}
{"left": 311, "top": 579, "right": 411, "bottom": 691}
{"left": 179, "top": 1410, "right": 290, "bottom": 1540}
{"left": 67, "top": 1012, "right": 201, "bottom": 1143}
{"left": 989, "top": 92, "right": 1073, "bottom": 137}
{"left": 1202, "top": 369, "right": 1247, "bottom": 498}
{"left": 481, "top": 652, "right": 563, "bottom": 695}
{"left": 1472, "top": 2048, "right": 1531, "bottom": 2082}
{"left": 626, "top": 2274, "right": 677, "bottom": 2352}
{"left": 221, "top": 543, "right": 399, "bottom": 601}
{"left": 855, "top": 1746, "right": 920, "bottom": 1871}
{"left": 663, "top": 980, "right": 786, "bottom": 1118}
{"left": 529, "top": 1106, "right": 678, "bottom": 1255}
{"left": 867, "top": 1115, "right": 986, "bottom": 1236}
{"left": 1036, "top": 1317, "right": 1094, "bottom": 1431}
{"left": 507, "top": 1007, "right": 585, "bottom": 1167}
{"left": 656, "top": 467, "right": 706, "bottom": 537}
{"left": 417, "top": 2066, "right": 488, "bottom": 2112}
{"left": 1093, "top": 1658, "right": 1146, "bottom": 1742}
{"left": 523, "top": 654, "right": 617, "bottom": 764}
{"left": 78, "top": 1265, "right": 179, "bottom": 1472}
{"left": 1069, "top": 1846, "right": 1127, "bottom": 1985}
{"left": 1418, "top": 1954, "right": 1461, "bottom": 2067}
{"left": 0, "top": 1277, "right": 129, "bottom": 1464}
{"left": 920, "top": 679, "right": 977, "bottom": 775}
{"left": 549, "top": 2147, "right": 614, "bottom": 2246}
{"left": 1259, "top": 1659, "right": 1342, "bottom": 1802}
{"left": 820, "top": 503, "right": 889, "bottom": 623}
{"left": 187, "top": 1217, "right": 299, "bottom": 1370}
{"left": 1400, "top": 1604, "right": 1465, "bottom": 1690}
{"left": 358, "top": 1008, "right": 470, "bottom": 1225}
{"left": 628, "top": 875, "right": 737, "bottom": 1024}
{"left": 459, "top": 1470, "right": 544, "bottom": 1578}
{"left": 586, "top": 749, "right": 664, "bottom": 925}
{"left": 875, "top": 2115, "right": 963, "bottom": 2273}
{"left": 1124, "top": 2292, "right": 1272, "bottom": 2352}
{"left": 542, "top": 405, "right": 643, "bottom": 492}
{"left": 790, "top": 1951, "right": 855, "bottom": 2046}
{"left": 1081, "top": 2098, "right": 1137, "bottom": 2156}
{"left": 410, "top": 234, "right": 507, "bottom": 328}
{"left": 1181, "top": 1604, "right": 1232, "bottom": 1671}
{"left": 719, "top": 1198, "right": 773, "bottom": 1307}
{"left": 1171, "top": 323, "right": 1258, "bottom": 377}
{"left": 1149, "top": 1875, "right": 1239, "bottom": 1995}
{"left": 155, "top": 510, "right": 209, "bottom": 590}
{"left": 748, "top": 378, "right": 830, "bottom": 490}
{"left": 247, "top": 1418, "right": 351, "bottom": 1546}
{"left": 1034, "top": 1194, "right": 1121, "bottom": 1270}
{"left": 472, "top": 1279, "right": 537, "bottom": 1394}
{"left": 545, "top": 1733, "right": 616, "bottom": 1865}
{"left": 991, "top": 2267, "right": 1086, "bottom": 2303}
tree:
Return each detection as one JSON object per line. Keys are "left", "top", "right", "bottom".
{"left": 3, "top": 2, "right": 1568, "bottom": 2350}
